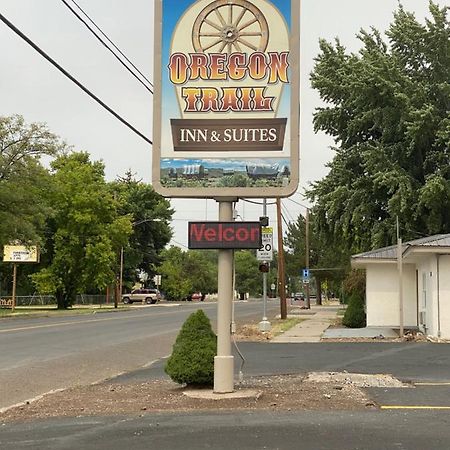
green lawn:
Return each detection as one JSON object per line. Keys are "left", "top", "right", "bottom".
{"left": 0, "top": 305, "right": 129, "bottom": 318}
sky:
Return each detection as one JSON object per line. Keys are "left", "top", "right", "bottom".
{"left": 0, "top": 0, "right": 432, "bottom": 249}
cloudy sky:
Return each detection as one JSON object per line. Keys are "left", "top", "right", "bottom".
{"left": 0, "top": 0, "right": 432, "bottom": 248}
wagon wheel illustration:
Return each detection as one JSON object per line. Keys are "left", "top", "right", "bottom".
{"left": 192, "top": 0, "right": 269, "bottom": 54}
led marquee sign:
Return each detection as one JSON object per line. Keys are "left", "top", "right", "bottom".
{"left": 188, "top": 222, "right": 262, "bottom": 249}
{"left": 153, "top": 0, "right": 300, "bottom": 198}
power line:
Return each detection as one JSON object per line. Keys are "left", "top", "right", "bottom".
{"left": 280, "top": 212, "right": 290, "bottom": 229}
{"left": 60, "top": 0, "right": 153, "bottom": 94}
{"left": 281, "top": 200, "right": 296, "bottom": 223}
{"left": 70, "top": 0, "right": 154, "bottom": 89}
{"left": 287, "top": 197, "right": 310, "bottom": 210}
{"left": 0, "top": 12, "right": 152, "bottom": 146}
{"left": 170, "top": 239, "right": 189, "bottom": 249}
{"left": 242, "top": 198, "right": 277, "bottom": 205}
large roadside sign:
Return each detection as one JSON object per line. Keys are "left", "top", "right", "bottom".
{"left": 153, "top": 0, "right": 300, "bottom": 198}
{"left": 257, "top": 227, "right": 273, "bottom": 261}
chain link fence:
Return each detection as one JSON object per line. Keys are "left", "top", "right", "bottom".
{"left": 1, "top": 293, "right": 115, "bottom": 307}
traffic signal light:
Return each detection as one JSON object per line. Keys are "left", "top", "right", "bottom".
{"left": 259, "top": 262, "right": 269, "bottom": 273}
{"left": 259, "top": 216, "right": 269, "bottom": 227}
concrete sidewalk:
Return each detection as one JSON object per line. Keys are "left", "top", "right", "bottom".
{"left": 272, "top": 304, "right": 341, "bottom": 343}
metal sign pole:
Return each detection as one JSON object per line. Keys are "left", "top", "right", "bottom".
{"left": 214, "top": 200, "right": 234, "bottom": 393}
{"left": 259, "top": 198, "right": 271, "bottom": 332}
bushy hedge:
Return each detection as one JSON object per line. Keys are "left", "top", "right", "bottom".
{"left": 165, "top": 309, "right": 217, "bottom": 386}
{"left": 342, "top": 292, "right": 366, "bottom": 328}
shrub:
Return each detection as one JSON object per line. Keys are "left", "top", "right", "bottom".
{"left": 165, "top": 309, "right": 217, "bottom": 386}
{"left": 342, "top": 292, "right": 366, "bottom": 328}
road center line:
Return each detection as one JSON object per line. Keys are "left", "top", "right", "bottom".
{"left": 0, "top": 311, "right": 175, "bottom": 334}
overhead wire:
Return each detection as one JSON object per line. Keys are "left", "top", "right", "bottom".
{"left": 281, "top": 200, "right": 296, "bottom": 224}
{"left": 60, "top": 0, "right": 153, "bottom": 94}
{"left": 70, "top": 0, "right": 154, "bottom": 89}
{"left": 286, "top": 196, "right": 310, "bottom": 210}
{"left": 280, "top": 212, "right": 290, "bottom": 229}
{"left": 169, "top": 238, "right": 189, "bottom": 249}
{"left": 242, "top": 198, "right": 277, "bottom": 206}
{"left": 0, "top": 12, "right": 152, "bottom": 146}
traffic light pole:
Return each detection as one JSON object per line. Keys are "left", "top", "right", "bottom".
{"left": 259, "top": 198, "right": 271, "bottom": 332}
{"left": 305, "top": 208, "right": 311, "bottom": 309}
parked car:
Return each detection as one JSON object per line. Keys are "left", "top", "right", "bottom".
{"left": 182, "top": 292, "right": 204, "bottom": 301}
{"left": 292, "top": 292, "right": 305, "bottom": 301}
{"left": 122, "top": 288, "right": 161, "bottom": 305}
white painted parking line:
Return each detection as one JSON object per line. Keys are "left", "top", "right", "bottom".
{"left": 381, "top": 405, "right": 450, "bottom": 410}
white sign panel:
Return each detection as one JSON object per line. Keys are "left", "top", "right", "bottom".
{"left": 257, "top": 227, "right": 273, "bottom": 261}
{"left": 3, "top": 245, "right": 39, "bottom": 263}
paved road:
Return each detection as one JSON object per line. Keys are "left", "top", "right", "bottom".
{"left": 115, "top": 341, "right": 450, "bottom": 411}
{"left": 2, "top": 310, "right": 450, "bottom": 449}
{"left": 117, "top": 341, "right": 450, "bottom": 383}
{"left": 0, "top": 300, "right": 278, "bottom": 409}
{"left": 2, "top": 410, "right": 450, "bottom": 450}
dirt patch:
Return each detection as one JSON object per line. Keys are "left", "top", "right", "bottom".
{"left": 0, "top": 374, "right": 376, "bottom": 423}
{"left": 306, "top": 372, "right": 408, "bottom": 388}
{"left": 234, "top": 323, "right": 272, "bottom": 341}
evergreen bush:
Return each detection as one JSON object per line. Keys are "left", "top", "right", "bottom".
{"left": 342, "top": 292, "right": 366, "bottom": 328}
{"left": 165, "top": 309, "right": 217, "bottom": 386}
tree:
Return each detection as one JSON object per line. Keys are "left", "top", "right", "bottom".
{"left": 157, "top": 247, "right": 218, "bottom": 300}
{"left": 234, "top": 250, "right": 261, "bottom": 297}
{"left": 32, "top": 152, "right": 132, "bottom": 308}
{"left": 284, "top": 212, "right": 347, "bottom": 303}
{"left": 184, "top": 250, "right": 218, "bottom": 294}
{"left": 308, "top": 3, "right": 450, "bottom": 259}
{"left": 0, "top": 115, "right": 63, "bottom": 247}
{"left": 0, "top": 115, "right": 64, "bottom": 297}
{"left": 112, "top": 172, "right": 173, "bottom": 290}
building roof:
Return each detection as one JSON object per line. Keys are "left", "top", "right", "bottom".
{"left": 352, "top": 234, "right": 450, "bottom": 261}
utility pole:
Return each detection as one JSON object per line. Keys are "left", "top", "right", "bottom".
{"left": 276, "top": 198, "right": 287, "bottom": 319}
{"left": 305, "top": 208, "right": 311, "bottom": 309}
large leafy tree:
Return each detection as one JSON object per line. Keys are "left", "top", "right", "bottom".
{"left": 0, "top": 115, "right": 63, "bottom": 247}
{"left": 0, "top": 115, "right": 64, "bottom": 296}
{"left": 284, "top": 212, "right": 349, "bottom": 303}
{"left": 234, "top": 250, "right": 261, "bottom": 296}
{"left": 308, "top": 2, "right": 450, "bottom": 256}
{"left": 32, "top": 152, "right": 132, "bottom": 308}
{"left": 157, "top": 247, "right": 218, "bottom": 300}
{"left": 112, "top": 172, "right": 173, "bottom": 290}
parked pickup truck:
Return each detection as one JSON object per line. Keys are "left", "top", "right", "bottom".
{"left": 122, "top": 288, "right": 161, "bottom": 305}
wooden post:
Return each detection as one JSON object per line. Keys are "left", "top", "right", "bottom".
{"left": 12, "top": 263, "right": 17, "bottom": 313}
{"left": 276, "top": 198, "right": 287, "bottom": 319}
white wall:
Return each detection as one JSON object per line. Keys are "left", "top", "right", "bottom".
{"left": 437, "top": 256, "right": 450, "bottom": 339}
{"left": 416, "top": 256, "right": 436, "bottom": 336}
{"left": 366, "top": 263, "right": 417, "bottom": 327}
